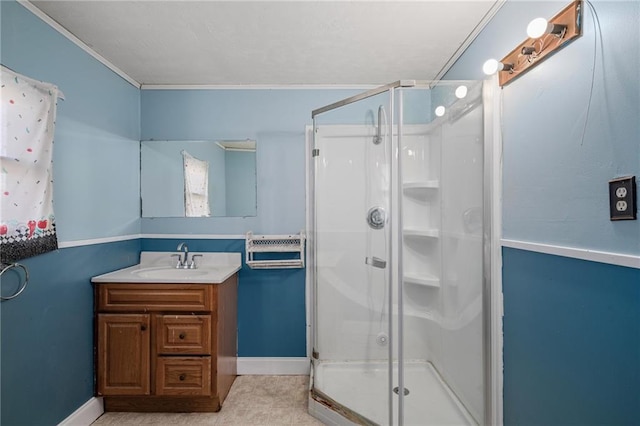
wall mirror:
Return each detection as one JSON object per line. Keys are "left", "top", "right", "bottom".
{"left": 141, "top": 140, "right": 257, "bottom": 217}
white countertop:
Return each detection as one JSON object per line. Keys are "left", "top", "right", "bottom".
{"left": 91, "top": 252, "right": 241, "bottom": 284}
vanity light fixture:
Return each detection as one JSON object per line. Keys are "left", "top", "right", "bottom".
{"left": 485, "top": 0, "right": 582, "bottom": 86}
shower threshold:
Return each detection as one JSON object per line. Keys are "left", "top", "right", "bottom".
{"left": 310, "top": 360, "right": 477, "bottom": 426}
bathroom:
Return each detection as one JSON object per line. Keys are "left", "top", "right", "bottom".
{"left": 1, "top": 1, "right": 638, "bottom": 425}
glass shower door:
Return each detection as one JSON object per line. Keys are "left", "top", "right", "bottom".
{"left": 398, "top": 82, "right": 486, "bottom": 425}
{"left": 311, "top": 91, "right": 394, "bottom": 425}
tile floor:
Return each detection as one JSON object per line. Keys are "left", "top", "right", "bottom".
{"left": 91, "top": 375, "right": 325, "bottom": 426}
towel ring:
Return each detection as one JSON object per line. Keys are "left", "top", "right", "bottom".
{"left": 0, "top": 263, "right": 29, "bottom": 301}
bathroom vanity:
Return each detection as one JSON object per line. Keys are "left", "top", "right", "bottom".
{"left": 91, "top": 252, "right": 241, "bottom": 412}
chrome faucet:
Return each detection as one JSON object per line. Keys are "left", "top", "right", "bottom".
{"left": 173, "top": 242, "right": 189, "bottom": 268}
{"left": 172, "top": 243, "right": 201, "bottom": 269}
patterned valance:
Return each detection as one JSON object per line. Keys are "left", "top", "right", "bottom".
{"left": 1, "top": 67, "right": 62, "bottom": 264}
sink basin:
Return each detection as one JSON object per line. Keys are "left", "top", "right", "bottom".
{"left": 91, "top": 252, "right": 242, "bottom": 284}
{"left": 132, "top": 267, "right": 210, "bottom": 279}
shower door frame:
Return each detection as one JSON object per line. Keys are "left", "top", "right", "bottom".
{"left": 308, "top": 88, "right": 395, "bottom": 425}
{"left": 306, "top": 79, "right": 503, "bottom": 426}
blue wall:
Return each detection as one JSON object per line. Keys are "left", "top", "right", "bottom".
{"left": 446, "top": 1, "right": 640, "bottom": 423}
{"left": 1, "top": 1, "right": 141, "bottom": 424}
{"left": 0, "top": 241, "right": 141, "bottom": 425}
{"left": 1, "top": 1, "right": 140, "bottom": 243}
{"left": 445, "top": 0, "right": 640, "bottom": 254}
{"left": 503, "top": 248, "right": 640, "bottom": 424}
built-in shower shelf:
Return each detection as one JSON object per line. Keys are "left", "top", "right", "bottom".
{"left": 403, "top": 180, "right": 439, "bottom": 194}
{"left": 403, "top": 273, "right": 440, "bottom": 288}
{"left": 403, "top": 228, "right": 439, "bottom": 239}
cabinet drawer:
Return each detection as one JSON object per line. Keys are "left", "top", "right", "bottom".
{"left": 156, "top": 357, "right": 211, "bottom": 396}
{"left": 98, "top": 284, "right": 214, "bottom": 312}
{"left": 156, "top": 315, "right": 211, "bottom": 355}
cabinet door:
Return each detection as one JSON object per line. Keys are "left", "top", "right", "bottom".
{"left": 97, "top": 314, "right": 150, "bottom": 396}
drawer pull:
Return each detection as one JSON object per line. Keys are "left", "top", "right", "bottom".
{"left": 141, "top": 325, "right": 147, "bottom": 331}
{"left": 179, "top": 333, "right": 186, "bottom": 340}
{"left": 179, "top": 374, "right": 186, "bottom": 381}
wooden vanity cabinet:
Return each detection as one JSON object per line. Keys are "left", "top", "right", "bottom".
{"left": 94, "top": 275, "right": 237, "bottom": 412}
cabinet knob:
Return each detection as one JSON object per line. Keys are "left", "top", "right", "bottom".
{"left": 179, "top": 374, "right": 186, "bottom": 381}
{"left": 141, "top": 325, "right": 147, "bottom": 331}
{"left": 179, "top": 332, "right": 186, "bottom": 340}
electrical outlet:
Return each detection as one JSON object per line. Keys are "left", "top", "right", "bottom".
{"left": 609, "top": 176, "right": 637, "bottom": 221}
{"left": 616, "top": 187, "right": 627, "bottom": 198}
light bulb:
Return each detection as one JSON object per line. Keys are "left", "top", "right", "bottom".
{"left": 527, "top": 17, "right": 549, "bottom": 38}
{"left": 455, "top": 85, "right": 468, "bottom": 99}
{"left": 483, "top": 59, "right": 513, "bottom": 75}
{"left": 527, "top": 17, "right": 566, "bottom": 38}
{"left": 434, "top": 106, "right": 446, "bottom": 117}
{"left": 483, "top": 59, "right": 500, "bottom": 75}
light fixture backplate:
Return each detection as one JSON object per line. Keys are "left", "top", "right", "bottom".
{"left": 498, "top": 0, "right": 583, "bottom": 86}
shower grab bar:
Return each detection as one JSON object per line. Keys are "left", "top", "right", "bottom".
{"left": 365, "top": 256, "right": 387, "bottom": 269}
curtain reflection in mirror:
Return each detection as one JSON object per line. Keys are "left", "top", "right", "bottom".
{"left": 182, "top": 150, "right": 210, "bottom": 217}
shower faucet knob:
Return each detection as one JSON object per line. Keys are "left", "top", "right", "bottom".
{"left": 367, "top": 206, "right": 386, "bottom": 229}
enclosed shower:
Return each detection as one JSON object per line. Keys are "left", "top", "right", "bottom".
{"left": 308, "top": 80, "right": 495, "bottom": 425}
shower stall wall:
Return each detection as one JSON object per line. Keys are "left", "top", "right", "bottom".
{"left": 308, "top": 80, "right": 492, "bottom": 426}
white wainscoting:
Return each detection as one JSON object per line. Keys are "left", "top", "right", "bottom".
{"left": 502, "top": 239, "right": 640, "bottom": 269}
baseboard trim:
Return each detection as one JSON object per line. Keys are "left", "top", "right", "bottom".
{"left": 237, "top": 357, "right": 310, "bottom": 375}
{"left": 57, "top": 397, "right": 104, "bottom": 426}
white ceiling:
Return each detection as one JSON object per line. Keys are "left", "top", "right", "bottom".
{"left": 28, "top": 1, "right": 502, "bottom": 87}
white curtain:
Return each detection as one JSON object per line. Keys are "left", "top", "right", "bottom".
{"left": 182, "top": 150, "right": 210, "bottom": 217}
{"left": 0, "top": 67, "right": 62, "bottom": 264}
